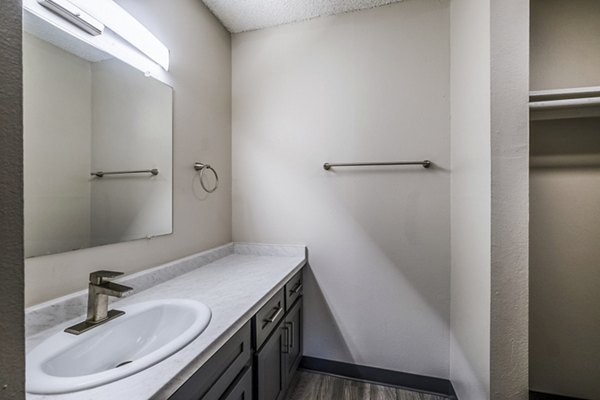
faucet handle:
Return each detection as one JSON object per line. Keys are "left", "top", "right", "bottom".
{"left": 90, "top": 270, "right": 124, "bottom": 285}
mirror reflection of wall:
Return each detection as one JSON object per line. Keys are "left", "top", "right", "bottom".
{"left": 23, "top": 28, "right": 173, "bottom": 258}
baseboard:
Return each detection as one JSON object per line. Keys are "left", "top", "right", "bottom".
{"left": 530, "top": 391, "right": 589, "bottom": 400}
{"left": 299, "top": 356, "right": 457, "bottom": 399}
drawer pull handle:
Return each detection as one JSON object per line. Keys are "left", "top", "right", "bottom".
{"left": 290, "top": 283, "right": 303, "bottom": 295}
{"left": 287, "top": 321, "right": 294, "bottom": 349}
{"left": 264, "top": 306, "right": 283, "bottom": 323}
{"left": 282, "top": 325, "right": 290, "bottom": 353}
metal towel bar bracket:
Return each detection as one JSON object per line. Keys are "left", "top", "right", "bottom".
{"left": 91, "top": 169, "right": 159, "bottom": 178}
{"left": 323, "top": 160, "right": 432, "bottom": 170}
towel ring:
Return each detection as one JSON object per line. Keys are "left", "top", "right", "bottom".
{"left": 194, "top": 162, "right": 219, "bottom": 193}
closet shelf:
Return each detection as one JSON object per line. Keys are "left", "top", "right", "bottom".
{"left": 530, "top": 85, "right": 600, "bottom": 121}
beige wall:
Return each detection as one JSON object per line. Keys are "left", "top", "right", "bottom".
{"left": 530, "top": 118, "right": 600, "bottom": 399}
{"left": 23, "top": 33, "right": 93, "bottom": 257}
{"left": 233, "top": 0, "right": 452, "bottom": 378}
{"left": 530, "top": 1, "right": 600, "bottom": 397}
{"left": 25, "top": 0, "right": 232, "bottom": 306}
{"left": 90, "top": 59, "right": 172, "bottom": 246}
{"left": 530, "top": 0, "right": 600, "bottom": 91}
{"left": 449, "top": 0, "right": 491, "bottom": 398}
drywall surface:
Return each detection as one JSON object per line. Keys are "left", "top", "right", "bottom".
{"left": 489, "top": 0, "right": 529, "bottom": 398}
{"left": 0, "top": 0, "right": 25, "bottom": 396}
{"left": 23, "top": 33, "right": 93, "bottom": 257}
{"left": 90, "top": 59, "right": 172, "bottom": 246}
{"left": 449, "top": 1, "right": 529, "bottom": 397}
{"left": 233, "top": 0, "right": 451, "bottom": 378}
{"left": 449, "top": 0, "right": 491, "bottom": 398}
{"left": 530, "top": 120, "right": 600, "bottom": 399}
{"left": 25, "top": 0, "right": 232, "bottom": 306}
{"left": 530, "top": 0, "right": 600, "bottom": 91}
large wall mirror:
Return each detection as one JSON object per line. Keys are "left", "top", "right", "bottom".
{"left": 23, "top": 11, "right": 173, "bottom": 258}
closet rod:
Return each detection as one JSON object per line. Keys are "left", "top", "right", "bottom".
{"left": 530, "top": 86, "right": 600, "bottom": 101}
{"left": 529, "top": 97, "right": 600, "bottom": 111}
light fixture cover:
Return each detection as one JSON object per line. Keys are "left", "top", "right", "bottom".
{"left": 70, "top": 0, "right": 170, "bottom": 71}
{"left": 24, "top": 0, "right": 169, "bottom": 75}
{"left": 37, "top": 0, "right": 104, "bottom": 36}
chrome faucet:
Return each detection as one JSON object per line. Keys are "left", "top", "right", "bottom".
{"left": 65, "top": 270, "right": 133, "bottom": 335}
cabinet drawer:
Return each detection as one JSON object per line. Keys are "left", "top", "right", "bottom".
{"left": 170, "top": 322, "right": 251, "bottom": 400}
{"left": 285, "top": 270, "right": 303, "bottom": 311}
{"left": 221, "top": 365, "right": 252, "bottom": 400}
{"left": 253, "top": 289, "right": 285, "bottom": 350}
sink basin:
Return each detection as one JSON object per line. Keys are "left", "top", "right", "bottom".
{"left": 27, "top": 299, "right": 211, "bottom": 394}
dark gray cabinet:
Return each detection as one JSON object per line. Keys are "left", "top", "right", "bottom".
{"left": 254, "top": 270, "right": 304, "bottom": 400}
{"left": 222, "top": 366, "right": 253, "bottom": 400}
{"left": 255, "top": 321, "right": 287, "bottom": 400}
{"left": 253, "top": 289, "right": 285, "bottom": 350}
{"left": 283, "top": 298, "right": 302, "bottom": 384}
{"left": 285, "top": 272, "right": 302, "bottom": 311}
{"left": 170, "top": 268, "right": 304, "bottom": 400}
{"left": 170, "top": 322, "right": 252, "bottom": 400}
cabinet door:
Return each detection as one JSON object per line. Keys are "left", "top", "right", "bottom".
{"left": 222, "top": 366, "right": 253, "bottom": 400}
{"left": 284, "top": 298, "right": 302, "bottom": 385}
{"left": 170, "top": 322, "right": 251, "bottom": 400}
{"left": 255, "top": 322, "right": 286, "bottom": 400}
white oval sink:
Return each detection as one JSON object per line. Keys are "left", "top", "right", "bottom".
{"left": 27, "top": 299, "right": 211, "bottom": 394}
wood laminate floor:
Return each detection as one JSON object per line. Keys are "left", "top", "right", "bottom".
{"left": 286, "top": 371, "right": 450, "bottom": 400}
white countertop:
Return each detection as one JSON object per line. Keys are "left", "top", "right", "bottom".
{"left": 26, "top": 244, "right": 306, "bottom": 400}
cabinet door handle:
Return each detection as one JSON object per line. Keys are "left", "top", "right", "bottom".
{"left": 286, "top": 321, "right": 294, "bottom": 349}
{"left": 264, "top": 306, "right": 283, "bottom": 323}
{"left": 290, "top": 283, "right": 303, "bottom": 295}
{"left": 282, "top": 325, "right": 290, "bottom": 353}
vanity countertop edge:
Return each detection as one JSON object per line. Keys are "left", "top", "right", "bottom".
{"left": 25, "top": 242, "right": 307, "bottom": 400}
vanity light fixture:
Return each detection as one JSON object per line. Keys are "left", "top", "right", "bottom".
{"left": 70, "top": 0, "right": 170, "bottom": 71}
{"left": 37, "top": 0, "right": 104, "bottom": 36}
{"left": 24, "top": 0, "right": 169, "bottom": 77}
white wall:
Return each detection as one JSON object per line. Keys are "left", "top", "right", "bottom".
{"left": 90, "top": 59, "right": 172, "bottom": 246}
{"left": 449, "top": 0, "right": 529, "bottom": 398}
{"left": 449, "top": 0, "right": 491, "bottom": 398}
{"left": 233, "top": 0, "right": 451, "bottom": 378}
{"left": 25, "top": 0, "right": 232, "bottom": 306}
{"left": 530, "top": 2, "right": 600, "bottom": 398}
{"left": 23, "top": 33, "right": 93, "bottom": 257}
{"left": 489, "top": 0, "right": 529, "bottom": 397}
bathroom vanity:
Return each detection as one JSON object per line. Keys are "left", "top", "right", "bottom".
{"left": 25, "top": 243, "right": 306, "bottom": 399}
{"left": 170, "top": 270, "right": 303, "bottom": 400}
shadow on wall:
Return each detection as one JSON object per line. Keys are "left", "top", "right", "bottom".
{"left": 303, "top": 265, "right": 354, "bottom": 362}
{"left": 531, "top": 118, "right": 600, "bottom": 169}
{"left": 326, "top": 165, "right": 451, "bottom": 326}
{"left": 297, "top": 163, "right": 451, "bottom": 374}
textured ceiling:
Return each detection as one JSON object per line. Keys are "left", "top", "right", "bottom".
{"left": 202, "top": 0, "right": 405, "bottom": 33}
